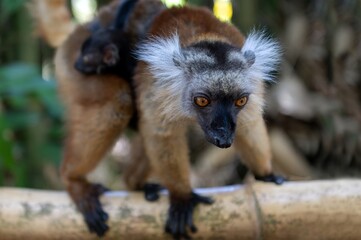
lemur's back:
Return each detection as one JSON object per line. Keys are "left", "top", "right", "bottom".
{"left": 148, "top": 6, "right": 245, "bottom": 47}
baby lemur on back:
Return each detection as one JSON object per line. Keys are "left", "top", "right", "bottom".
{"left": 73, "top": 0, "right": 136, "bottom": 78}
{"left": 55, "top": 0, "right": 164, "bottom": 237}
{"left": 74, "top": 0, "right": 165, "bottom": 196}
{"left": 74, "top": 0, "right": 164, "bottom": 79}
{"left": 134, "top": 5, "right": 284, "bottom": 239}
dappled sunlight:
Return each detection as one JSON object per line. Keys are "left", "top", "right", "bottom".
{"left": 71, "top": 0, "right": 97, "bottom": 23}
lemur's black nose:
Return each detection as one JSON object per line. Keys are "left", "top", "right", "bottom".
{"left": 213, "top": 136, "right": 232, "bottom": 148}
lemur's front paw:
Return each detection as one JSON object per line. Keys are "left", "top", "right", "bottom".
{"left": 71, "top": 183, "right": 110, "bottom": 237}
{"left": 255, "top": 173, "right": 286, "bottom": 185}
{"left": 143, "top": 183, "right": 164, "bottom": 202}
{"left": 165, "top": 192, "right": 214, "bottom": 239}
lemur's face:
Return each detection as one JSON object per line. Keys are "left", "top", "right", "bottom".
{"left": 74, "top": 29, "right": 121, "bottom": 74}
{"left": 180, "top": 41, "right": 255, "bottom": 148}
{"left": 192, "top": 90, "right": 249, "bottom": 148}
{"left": 136, "top": 31, "right": 281, "bottom": 147}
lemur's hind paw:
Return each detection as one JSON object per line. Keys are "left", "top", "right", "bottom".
{"left": 143, "top": 183, "right": 164, "bottom": 202}
{"left": 70, "top": 182, "right": 110, "bottom": 237}
{"left": 255, "top": 173, "right": 286, "bottom": 185}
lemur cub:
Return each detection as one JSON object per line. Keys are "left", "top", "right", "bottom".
{"left": 75, "top": 0, "right": 165, "bottom": 80}
{"left": 74, "top": 0, "right": 166, "bottom": 200}
{"left": 135, "top": 5, "right": 284, "bottom": 239}
{"left": 55, "top": 0, "right": 165, "bottom": 237}
{"left": 74, "top": 0, "right": 137, "bottom": 79}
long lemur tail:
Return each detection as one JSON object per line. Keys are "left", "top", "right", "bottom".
{"left": 27, "top": 0, "right": 75, "bottom": 48}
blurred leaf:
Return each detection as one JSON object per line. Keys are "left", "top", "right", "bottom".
{"left": 36, "top": 85, "right": 63, "bottom": 118}
{"left": 0, "top": 63, "right": 41, "bottom": 94}
{"left": 12, "top": 161, "right": 26, "bottom": 187}
{"left": 0, "top": 63, "right": 61, "bottom": 114}
{"left": 49, "top": 125, "right": 64, "bottom": 140}
{"left": 0, "top": 0, "right": 25, "bottom": 22}
{"left": 3, "top": 112, "right": 39, "bottom": 129}
{"left": 40, "top": 143, "right": 61, "bottom": 165}
{"left": 0, "top": 62, "right": 63, "bottom": 188}
{"left": 0, "top": 117, "right": 15, "bottom": 170}
{"left": 5, "top": 95, "right": 27, "bottom": 108}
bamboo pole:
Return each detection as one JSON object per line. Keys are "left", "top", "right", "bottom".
{"left": 0, "top": 180, "right": 360, "bottom": 240}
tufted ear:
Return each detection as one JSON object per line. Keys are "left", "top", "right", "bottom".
{"left": 241, "top": 30, "right": 282, "bottom": 82}
{"left": 136, "top": 33, "right": 187, "bottom": 84}
{"left": 135, "top": 34, "right": 191, "bottom": 120}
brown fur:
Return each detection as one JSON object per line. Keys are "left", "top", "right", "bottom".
{"left": 148, "top": 6, "right": 245, "bottom": 46}
{"left": 134, "top": 6, "right": 272, "bottom": 197}
{"left": 56, "top": 0, "right": 168, "bottom": 196}
{"left": 55, "top": 1, "right": 275, "bottom": 236}
{"left": 123, "top": 134, "right": 157, "bottom": 190}
{"left": 117, "top": 0, "right": 166, "bottom": 191}
{"left": 54, "top": 2, "right": 133, "bottom": 226}
{"left": 126, "top": 0, "right": 166, "bottom": 42}
{"left": 96, "top": 0, "right": 121, "bottom": 27}
{"left": 133, "top": 7, "right": 277, "bottom": 237}
{"left": 54, "top": 2, "right": 171, "bottom": 235}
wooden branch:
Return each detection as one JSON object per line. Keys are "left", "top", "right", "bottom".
{"left": 1, "top": 180, "right": 360, "bottom": 239}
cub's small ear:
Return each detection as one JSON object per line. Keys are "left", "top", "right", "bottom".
{"left": 103, "top": 43, "right": 119, "bottom": 66}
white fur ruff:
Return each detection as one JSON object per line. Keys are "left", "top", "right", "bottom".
{"left": 136, "top": 34, "right": 188, "bottom": 121}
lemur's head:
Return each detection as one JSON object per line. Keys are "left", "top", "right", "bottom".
{"left": 137, "top": 31, "right": 281, "bottom": 148}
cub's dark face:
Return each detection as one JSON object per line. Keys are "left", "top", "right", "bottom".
{"left": 192, "top": 90, "right": 249, "bottom": 148}
{"left": 75, "top": 28, "right": 122, "bottom": 74}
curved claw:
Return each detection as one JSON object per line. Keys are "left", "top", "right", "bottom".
{"left": 165, "top": 192, "right": 214, "bottom": 239}
{"left": 255, "top": 173, "right": 286, "bottom": 185}
{"left": 143, "top": 183, "right": 164, "bottom": 202}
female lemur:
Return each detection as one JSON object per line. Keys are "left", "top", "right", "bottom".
{"left": 55, "top": 0, "right": 164, "bottom": 237}
{"left": 135, "top": 5, "right": 284, "bottom": 239}
{"left": 57, "top": 0, "right": 283, "bottom": 238}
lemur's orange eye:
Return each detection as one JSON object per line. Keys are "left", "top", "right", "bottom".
{"left": 194, "top": 97, "right": 210, "bottom": 107}
{"left": 235, "top": 96, "right": 248, "bottom": 107}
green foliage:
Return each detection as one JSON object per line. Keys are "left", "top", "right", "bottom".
{"left": 0, "top": 63, "right": 63, "bottom": 188}
{"left": 0, "top": 0, "right": 25, "bottom": 23}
